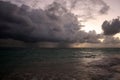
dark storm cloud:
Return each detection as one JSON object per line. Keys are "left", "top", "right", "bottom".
{"left": 2, "top": 0, "right": 110, "bottom": 21}
{"left": 0, "top": 1, "right": 102, "bottom": 43}
{"left": 102, "top": 17, "right": 120, "bottom": 35}
{"left": 0, "top": 1, "right": 35, "bottom": 42}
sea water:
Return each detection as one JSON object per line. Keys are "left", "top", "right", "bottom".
{"left": 0, "top": 48, "right": 120, "bottom": 80}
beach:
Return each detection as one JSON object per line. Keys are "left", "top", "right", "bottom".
{"left": 0, "top": 48, "right": 120, "bottom": 80}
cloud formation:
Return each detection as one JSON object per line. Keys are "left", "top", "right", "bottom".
{"left": 103, "top": 36, "right": 120, "bottom": 44}
{"left": 2, "top": 0, "right": 109, "bottom": 21}
{"left": 0, "top": 1, "right": 35, "bottom": 42}
{"left": 102, "top": 17, "right": 120, "bottom": 35}
{"left": 0, "top": 1, "right": 108, "bottom": 43}
{"left": 54, "top": 0, "right": 109, "bottom": 21}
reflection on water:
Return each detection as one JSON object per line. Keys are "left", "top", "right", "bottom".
{"left": 80, "top": 50, "right": 104, "bottom": 64}
{"left": 0, "top": 48, "right": 120, "bottom": 80}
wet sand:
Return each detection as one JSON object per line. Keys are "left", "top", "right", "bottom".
{"left": 0, "top": 48, "right": 120, "bottom": 80}
{"left": 0, "top": 55, "right": 120, "bottom": 80}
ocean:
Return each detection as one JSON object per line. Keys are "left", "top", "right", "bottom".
{"left": 0, "top": 48, "right": 120, "bottom": 80}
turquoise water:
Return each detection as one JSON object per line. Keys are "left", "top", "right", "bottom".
{"left": 0, "top": 48, "right": 120, "bottom": 80}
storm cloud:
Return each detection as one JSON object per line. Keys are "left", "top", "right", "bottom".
{"left": 102, "top": 17, "right": 120, "bottom": 35}
{"left": 2, "top": 0, "right": 109, "bottom": 21}
{"left": 0, "top": 1, "right": 35, "bottom": 41}
{"left": 0, "top": 0, "right": 108, "bottom": 43}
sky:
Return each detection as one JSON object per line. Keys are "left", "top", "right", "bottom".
{"left": 82, "top": 0, "right": 120, "bottom": 33}
{"left": 0, "top": 0, "right": 120, "bottom": 48}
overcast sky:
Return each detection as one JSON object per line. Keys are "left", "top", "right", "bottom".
{"left": 0, "top": 0, "right": 120, "bottom": 48}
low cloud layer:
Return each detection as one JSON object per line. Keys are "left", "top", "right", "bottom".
{"left": 102, "top": 18, "right": 120, "bottom": 35}
{"left": 103, "top": 36, "right": 120, "bottom": 44}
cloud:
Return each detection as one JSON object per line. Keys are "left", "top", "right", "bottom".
{"left": 75, "top": 30, "right": 100, "bottom": 43}
{"left": 0, "top": 1, "right": 102, "bottom": 43}
{"left": 1, "top": 0, "right": 54, "bottom": 8}
{"left": 0, "top": 1, "right": 35, "bottom": 42}
{"left": 54, "top": 0, "right": 109, "bottom": 21}
{"left": 103, "top": 36, "right": 120, "bottom": 44}
{"left": 102, "top": 17, "right": 120, "bottom": 35}
{"left": 2, "top": 0, "right": 109, "bottom": 21}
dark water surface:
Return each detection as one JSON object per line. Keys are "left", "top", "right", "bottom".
{"left": 0, "top": 48, "right": 120, "bottom": 80}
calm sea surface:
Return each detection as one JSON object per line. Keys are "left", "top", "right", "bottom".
{"left": 0, "top": 48, "right": 120, "bottom": 80}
